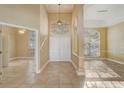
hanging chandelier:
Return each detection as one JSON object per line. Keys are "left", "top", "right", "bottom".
{"left": 57, "top": 4, "right": 62, "bottom": 25}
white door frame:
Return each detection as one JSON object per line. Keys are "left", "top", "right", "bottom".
{"left": 0, "top": 22, "right": 39, "bottom": 73}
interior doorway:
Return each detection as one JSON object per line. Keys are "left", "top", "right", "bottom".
{"left": 0, "top": 24, "right": 38, "bottom": 83}
{"left": 49, "top": 24, "right": 71, "bottom": 61}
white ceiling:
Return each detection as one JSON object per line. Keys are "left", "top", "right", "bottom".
{"left": 46, "top": 4, "right": 73, "bottom": 13}
{"left": 84, "top": 4, "right": 124, "bottom": 28}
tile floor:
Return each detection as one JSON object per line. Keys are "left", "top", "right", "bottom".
{"left": 0, "top": 60, "right": 84, "bottom": 88}
{"left": 35, "top": 62, "right": 84, "bottom": 88}
{"left": 84, "top": 60, "right": 124, "bottom": 88}
{"left": 0, "top": 59, "right": 124, "bottom": 88}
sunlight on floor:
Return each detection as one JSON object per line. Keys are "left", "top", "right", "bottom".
{"left": 85, "top": 60, "right": 120, "bottom": 78}
{"left": 84, "top": 60, "right": 123, "bottom": 88}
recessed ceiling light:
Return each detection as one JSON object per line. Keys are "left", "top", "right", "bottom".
{"left": 97, "top": 10, "right": 108, "bottom": 13}
{"left": 18, "top": 29, "right": 26, "bottom": 34}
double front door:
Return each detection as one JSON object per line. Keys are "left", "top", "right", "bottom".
{"left": 49, "top": 33, "right": 71, "bottom": 61}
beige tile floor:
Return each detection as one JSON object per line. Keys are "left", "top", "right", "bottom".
{"left": 0, "top": 59, "right": 124, "bottom": 88}
{"left": 35, "top": 62, "right": 84, "bottom": 88}
{"left": 84, "top": 60, "right": 124, "bottom": 88}
{"left": 0, "top": 60, "right": 84, "bottom": 88}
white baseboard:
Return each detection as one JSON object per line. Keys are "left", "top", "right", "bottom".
{"left": 85, "top": 57, "right": 106, "bottom": 60}
{"left": 48, "top": 60, "right": 71, "bottom": 62}
{"left": 106, "top": 58, "right": 124, "bottom": 65}
{"left": 37, "top": 61, "right": 49, "bottom": 74}
{"left": 71, "top": 60, "right": 77, "bottom": 70}
{"left": 85, "top": 57, "right": 124, "bottom": 65}
{"left": 71, "top": 60, "right": 85, "bottom": 76}
{"left": 9, "top": 57, "right": 33, "bottom": 61}
{"left": 9, "top": 57, "right": 18, "bottom": 61}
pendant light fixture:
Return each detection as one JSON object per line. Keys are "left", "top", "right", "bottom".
{"left": 57, "top": 4, "right": 62, "bottom": 25}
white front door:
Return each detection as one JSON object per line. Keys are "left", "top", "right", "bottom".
{"left": 49, "top": 33, "right": 71, "bottom": 61}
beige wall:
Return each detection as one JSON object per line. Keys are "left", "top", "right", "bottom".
{"left": 40, "top": 5, "right": 49, "bottom": 41}
{"left": 2, "top": 26, "right": 30, "bottom": 64}
{"left": 71, "top": 5, "right": 84, "bottom": 75}
{"left": 40, "top": 38, "right": 49, "bottom": 67}
{"left": 48, "top": 13, "right": 72, "bottom": 25}
{"left": 0, "top": 5, "right": 40, "bottom": 30}
{"left": 2, "top": 26, "right": 13, "bottom": 66}
{"left": 16, "top": 31, "right": 29, "bottom": 57}
{"left": 98, "top": 28, "right": 107, "bottom": 58}
{"left": 39, "top": 5, "right": 49, "bottom": 71}
{"left": 7, "top": 27, "right": 17, "bottom": 58}
{"left": 71, "top": 5, "right": 79, "bottom": 68}
{"left": 107, "top": 22, "right": 124, "bottom": 62}
{"left": 84, "top": 28, "right": 107, "bottom": 58}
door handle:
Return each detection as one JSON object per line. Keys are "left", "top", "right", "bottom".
{"left": 0, "top": 51, "right": 2, "bottom": 54}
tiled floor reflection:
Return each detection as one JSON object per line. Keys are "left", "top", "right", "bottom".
{"left": 84, "top": 60, "right": 124, "bottom": 88}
